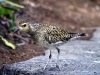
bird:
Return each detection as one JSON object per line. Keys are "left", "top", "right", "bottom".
{"left": 15, "top": 19, "right": 86, "bottom": 70}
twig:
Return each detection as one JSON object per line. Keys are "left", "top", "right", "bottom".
{"left": 9, "top": 32, "right": 29, "bottom": 42}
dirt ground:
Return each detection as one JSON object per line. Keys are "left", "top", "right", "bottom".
{"left": 0, "top": 0, "right": 100, "bottom": 69}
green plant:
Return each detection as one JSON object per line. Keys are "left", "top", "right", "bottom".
{"left": 0, "top": 0, "right": 24, "bottom": 31}
{"left": 0, "top": 35, "right": 16, "bottom": 49}
{"left": 0, "top": 0, "right": 24, "bottom": 49}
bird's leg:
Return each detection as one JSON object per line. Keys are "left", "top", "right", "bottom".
{"left": 44, "top": 49, "right": 52, "bottom": 70}
{"left": 56, "top": 47, "right": 60, "bottom": 70}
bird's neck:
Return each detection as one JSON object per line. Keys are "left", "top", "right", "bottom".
{"left": 28, "top": 25, "right": 36, "bottom": 35}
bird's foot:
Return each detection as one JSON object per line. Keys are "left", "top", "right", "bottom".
{"left": 56, "top": 64, "right": 60, "bottom": 71}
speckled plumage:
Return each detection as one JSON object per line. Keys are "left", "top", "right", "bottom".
{"left": 17, "top": 19, "right": 86, "bottom": 70}
{"left": 31, "top": 23, "right": 71, "bottom": 48}
{"left": 19, "top": 21, "right": 82, "bottom": 47}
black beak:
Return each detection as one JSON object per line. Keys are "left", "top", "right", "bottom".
{"left": 13, "top": 28, "right": 20, "bottom": 33}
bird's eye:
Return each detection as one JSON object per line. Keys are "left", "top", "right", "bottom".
{"left": 22, "top": 24, "right": 27, "bottom": 27}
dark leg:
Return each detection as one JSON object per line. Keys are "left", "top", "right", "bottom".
{"left": 56, "top": 47, "right": 60, "bottom": 70}
{"left": 44, "top": 49, "right": 52, "bottom": 70}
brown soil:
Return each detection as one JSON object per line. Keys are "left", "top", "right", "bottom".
{"left": 0, "top": 0, "right": 100, "bottom": 69}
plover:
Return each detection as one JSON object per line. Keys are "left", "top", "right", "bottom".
{"left": 15, "top": 19, "right": 86, "bottom": 70}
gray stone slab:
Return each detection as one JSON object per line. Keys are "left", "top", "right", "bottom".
{"left": 1, "top": 27, "right": 100, "bottom": 75}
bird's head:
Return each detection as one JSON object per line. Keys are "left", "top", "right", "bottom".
{"left": 18, "top": 19, "right": 32, "bottom": 33}
{"left": 14, "top": 19, "right": 35, "bottom": 33}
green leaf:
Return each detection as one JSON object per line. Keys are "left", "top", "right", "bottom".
{"left": 0, "top": 6, "right": 14, "bottom": 15}
{"left": 9, "top": 19, "right": 15, "bottom": 31}
{"left": 5, "top": 0, "right": 24, "bottom": 8}
{"left": 0, "top": 35, "right": 16, "bottom": 49}
{"left": 9, "top": 15, "right": 16, "bottom": 31}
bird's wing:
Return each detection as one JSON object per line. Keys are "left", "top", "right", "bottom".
{"left": 44, "top": 26, "right": 71, "bottom": 44}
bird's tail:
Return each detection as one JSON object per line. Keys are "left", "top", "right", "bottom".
{"left": 77, "top": 33, "right": 86, "bottom": 37}
{"left": 68, "top": 33, "right": 87, "bottom": 40}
